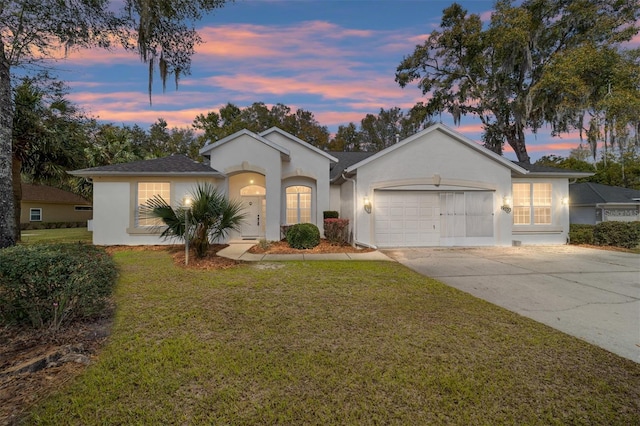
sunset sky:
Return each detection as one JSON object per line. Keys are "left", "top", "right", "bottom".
{"left": 45, "top": 0, "right": 639, "bottom": 161}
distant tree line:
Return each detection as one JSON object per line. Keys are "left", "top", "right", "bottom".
{"left": 4, "top": 0, "right": 639, "bottom": 248}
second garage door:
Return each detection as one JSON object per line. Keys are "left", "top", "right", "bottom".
{"left": 374, "top": 191, "right": 440, "bottom": 247}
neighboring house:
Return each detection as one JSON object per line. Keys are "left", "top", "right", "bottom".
{"left": 20, "top": 183, "right": 92, "bottom": 225}
{"left": 70, "top": 124, "right": 591, "bottom": 247}
{"left": 569, "top": 182, "right": 640, "bottom": 225}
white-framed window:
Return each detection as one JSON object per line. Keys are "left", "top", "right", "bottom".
{"left": 136, "top": 182, "right": 170, "bottom": 227}
{"left": 286, "top": 185, "right": 311, "bottom": 224}
{"left": 513, "top": 183, "right": 552, "bottom": 225}
{"left": 30, "top": 208, "right": 42, "bottom": 222}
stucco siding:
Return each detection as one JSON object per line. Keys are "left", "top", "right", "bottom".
{"left": 91, "top": 177, "right": 221, "bottom": 245}
{"left": 263, "top": 132, "right": 333, "bottom": 233}
{"left": 329, "top": 185, "right": 341, "bottom": 213}
{"left": 340, "top": 180, "right": 355, "bottom": 243}
{"left": 353, "top": 130, "right": 513, "bottom": 247}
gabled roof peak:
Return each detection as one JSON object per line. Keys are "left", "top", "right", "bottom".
{"left": 259, "top": 127, "right": 338, "bottom": 162}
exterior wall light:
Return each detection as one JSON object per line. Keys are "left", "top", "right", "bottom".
{"left": 561, "top": 196, "right": 569, "bottom": 205}
{"left": 363, "top": 196, "right": 372, "bottom": 214}
{"left": 183, "top": 196, "right": 192, "bottom": 266}
{"left": 501, "top": 196, "right": 512, "bottom": 214}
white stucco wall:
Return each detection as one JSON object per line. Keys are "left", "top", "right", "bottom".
{"left": 351, "top": 129, "right": 514, "bottom": 247}
{"left": 262, "top": 131, "right": 334, "bottom": 231}
{"left": 205, "top": 134, "right": 283, "bottom": 241}
{"left": 203, "top": 130, "right": 335, "bottom": 241}
{"left": 340, "top": 180, "right": 355, "bottom": 243}
{"left": 329, "top": 185, "right": 341, "bottom": 213}
{"left": 91, "top": 177, "right": 220, "bottom": 245}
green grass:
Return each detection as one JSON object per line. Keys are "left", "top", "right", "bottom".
{"left": 20, "top": 228, "right": 92, "bottom": 245}
{"left": 29, "top": 250, "right": 640, "bottom": 425}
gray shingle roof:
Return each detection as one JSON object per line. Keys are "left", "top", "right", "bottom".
{"left": 513, "top": 162, "right": 590, "bottom": 174}
{"left": 22, "top": 184, "right": 90, "bottom": 204}
{"left": 328, "top": 151, "right": 376, "bottom": 181}
{"left": 569, "top": 182, "right": 640, "bottom": 205}
{"left": 70, "top": 155, "right": 223, "bottom": 177}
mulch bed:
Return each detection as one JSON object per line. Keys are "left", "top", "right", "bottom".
{"left": 248, "top": 239, "right": 375, "bottom": 254}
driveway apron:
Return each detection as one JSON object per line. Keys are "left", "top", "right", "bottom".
{"left": 383, "top": 246, "right": 640, "bottom": 363}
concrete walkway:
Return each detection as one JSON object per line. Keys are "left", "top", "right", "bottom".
{"left": 383, "top": 245, "right": 640, "bottom": 363}
{"left": 217, "top": 242, "right": 393, "bottom": 262}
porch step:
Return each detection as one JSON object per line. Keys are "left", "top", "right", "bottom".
{"left": 228, "top": 239, "right": 259, "bottom": 244}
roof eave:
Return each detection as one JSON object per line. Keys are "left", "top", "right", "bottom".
{"left": 515, "top": 172, "right": 594, "bottom": 178}
{"left": 69, "top": 171, "right": 226, "bottom": 178}
{"left": 345, "top": 123, "right": 528, "bottom": 174}
{"left": 200, "top": 128, "right": 291, "bottom": 159}
{"left": 259, "top": 127, "right": 339, "bottom": 163}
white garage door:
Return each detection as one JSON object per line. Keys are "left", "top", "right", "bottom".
{"left": 374, "top": 191, "right": 440, "bottom": 247}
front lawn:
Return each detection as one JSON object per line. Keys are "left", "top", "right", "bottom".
{"left": 19, "top": 227, "right": 92, "bottom": 244}
{"left": 29, "top": 250, "right": 640, "bottom": 424}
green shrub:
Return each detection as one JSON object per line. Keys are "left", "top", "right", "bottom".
{"left": 323, "top": 211, "right": 339, "bottom": 219}
{"left": 569, "top": 224, "right": 595, "bottom": 245}
{"left": 286, "top": 223, "right": 320, "bottom": 249}
{"left": 20, "top": 221, "right": 87, "bottom": 230}
{"left": 257, "top": 238, "right": 272, "bottom": 251}
{"left": 593, "top": 221, "right": 640, "bottom": 249}
{"left": 324, "top": 218, "right": 350, "bottom": 244}
{"left": 0, "top": 243, "right": 117, "bottom": 329}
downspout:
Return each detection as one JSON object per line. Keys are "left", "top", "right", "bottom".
{"left": 595, "top": 203, "right": 605, "bottom": 224}
{"left": 341, "top": 172, "right": 377, "bottom": 249}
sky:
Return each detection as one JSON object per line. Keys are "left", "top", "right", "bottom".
{"left": 46, "top": 0, "right": 640, "bottom": 161}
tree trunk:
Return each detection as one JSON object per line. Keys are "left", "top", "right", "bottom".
{"left": 12, "top": 156, "right": 22, "bottom": 242}
{"left": 507, "top": 125, "right": 531, "bottom": 164}
{"left": 0, "top": 43, "right": 16, "bottom": 248}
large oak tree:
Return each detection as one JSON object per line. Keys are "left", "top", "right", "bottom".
{"left": 0, "top": 0, "right": 228, "bottom": 247}
{"left": 396, "top": 0, "right": 639, "bottom": 164}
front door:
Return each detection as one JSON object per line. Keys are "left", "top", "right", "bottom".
{"left": 241, "top": 196, "right": 265, "bottom": 238}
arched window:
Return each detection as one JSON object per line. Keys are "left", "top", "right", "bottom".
{"left": 240, "top": 185, "right": 266, "bottom": 196}
{"left": 286, "top": 185, "right": 311, "bottom": 224}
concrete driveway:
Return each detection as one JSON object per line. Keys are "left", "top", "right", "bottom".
{"left": 382, "top": 245, "right": 640, "bottom": 363}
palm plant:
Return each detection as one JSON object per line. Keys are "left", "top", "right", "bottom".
{"left": 142, "top": 182, "right": 246, "bottom": 258}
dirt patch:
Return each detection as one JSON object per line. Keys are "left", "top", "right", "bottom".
{"left": 0, "top": 315, "right": 113, "bottom": 426}
{"left": 248, "top": 239, "right": 375, "bottom": 255}
{"left": 105, "top": 244, "right": 242, "bottom": 270}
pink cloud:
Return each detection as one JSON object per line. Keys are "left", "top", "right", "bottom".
{"left": 199, "top": 73, "right": 407, "bottom": 104}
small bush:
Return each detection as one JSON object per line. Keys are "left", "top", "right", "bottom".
{"left": 257, "top": 238, "right": 272, "bottom": 251}
{"left": 0, "top": 243, "right": 118, "bottom": 329}
{"left": 323, "top": 211, "right": 339, "bottom": 220}
{"left": 20, "top": 221, "right": 87, "bottom": 230}
{"left": 593, "top": 221, "right": 640, "bottom": 249}
{"left": 569, "top": 224, "right": 595, "bottom": 245}
{"left": 324, "top": 218, "right": 350, "bottom": 245}
{"left": 286, "top": 223, "right": 320, "bottom": 249}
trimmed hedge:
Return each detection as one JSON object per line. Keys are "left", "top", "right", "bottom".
{"left": 0, "top": 243, "right": 117, "bottom": 329}
{"left": 569, "top": 224, "right": 595, "bottom": 245}
{"left": 20, "top": 221, "right": 87, "bottom": 230}
{"left": 593, "top": 221, "right": 640, "bottom": 249}
{"left": 324, "top": 218, "right": 350, "bottom": 244}
{"left": 323, "top": 211, "right": 339, "bottom": 220}
{"left": 286, "top": 223, "right": 321, "bottom": 249}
